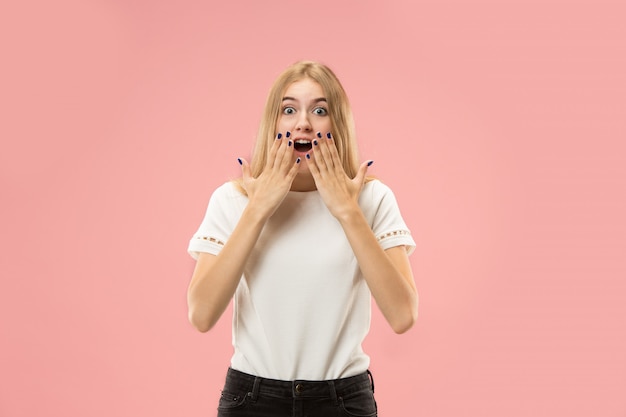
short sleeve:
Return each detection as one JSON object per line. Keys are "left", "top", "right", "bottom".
{"left": 365, "top": 180, "right": 416, "bottom": 255}
{"left": 187, "top": 182, "right": 248, "bottom": 260}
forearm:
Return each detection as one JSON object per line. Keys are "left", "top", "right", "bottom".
{"left": 338, "top": 207, "right": 418, "bottom": 333}
{"left": 187, "top": 205, "right": 268, "bottom": 332}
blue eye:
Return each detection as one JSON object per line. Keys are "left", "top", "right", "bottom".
{"left": 283, "top": 106, "right": 296, "bottom": 115}
{"left": 313, "top": 107, "right": 328, "bottom": 116}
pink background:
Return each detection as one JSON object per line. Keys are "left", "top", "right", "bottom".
{"left": 1, "top": 0, "right": 625, "bottom": 416}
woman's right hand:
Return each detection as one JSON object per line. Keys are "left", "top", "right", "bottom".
{"left": 188, "top": 133, "right": 299, "bottom": 332}
{"left": 239, "top": 132, "right": 300, "bottom": 220}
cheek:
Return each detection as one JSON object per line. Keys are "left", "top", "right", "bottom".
{"left": 314, "top": 118, "right": 332, "bottom": 133}
{"left": 276, "top": 117, "right": 289, "bottom": 132}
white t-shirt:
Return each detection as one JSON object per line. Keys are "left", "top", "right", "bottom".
{"left": 188, "top": 179, "right": 415, "bottom": 381}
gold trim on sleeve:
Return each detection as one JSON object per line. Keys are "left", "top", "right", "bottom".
{"left": 376, "top": 230, "right": 411, "bottom": 242}
{"left": 196, "top": 236, "right": 225, "bottom": 246}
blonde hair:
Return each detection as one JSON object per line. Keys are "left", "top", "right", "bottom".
{"left": 249, "top": 61, "right": 361, "bottom": 179}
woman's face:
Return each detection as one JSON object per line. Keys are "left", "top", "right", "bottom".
{"left": 276, "top": 78, "right": 332, "bottom": 169}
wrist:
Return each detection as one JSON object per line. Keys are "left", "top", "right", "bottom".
{"left": 242, "top": 203, "right": 272, "bottom": 225}
{"left": 334, "top": 203, "right": 363, "bottom": 224}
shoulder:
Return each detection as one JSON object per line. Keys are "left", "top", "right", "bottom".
{"left": 203, "top": 181, "right": 248, "bottom": 213}
{"left": 364, "top": 178, "right": 391, "bottom": 193}
{"left": 211, "top": 180, "right": 247, "bottom": 200}
{"left": 361, "top": 179, "right": 396, "bottom": 202}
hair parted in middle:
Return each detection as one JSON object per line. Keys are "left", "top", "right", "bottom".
{"left": 249, "top": 60, "right": 361, "bottom": 180}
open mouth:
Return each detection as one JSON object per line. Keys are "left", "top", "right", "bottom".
{"left": 294, "top": 139, "right": 312, "bottom": 152}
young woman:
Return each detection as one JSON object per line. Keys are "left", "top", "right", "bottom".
{"left": 187, "top": 61, "right": 418, "bottom": 417}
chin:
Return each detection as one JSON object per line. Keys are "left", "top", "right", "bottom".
{"left": 297, "top": 166, "right": 312, "bottom": 175}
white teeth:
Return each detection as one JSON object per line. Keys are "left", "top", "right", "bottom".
{"left": 295, "top": 139, "right": 310, "bottom": 144}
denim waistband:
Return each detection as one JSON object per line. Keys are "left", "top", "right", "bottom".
{"left": 223, "top": 368, "right": 374, "bottom": 401}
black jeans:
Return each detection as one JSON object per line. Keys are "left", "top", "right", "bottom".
{"left": 216, "top": 367, "right": 378, "bottom": 417}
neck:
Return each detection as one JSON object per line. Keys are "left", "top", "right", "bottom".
{"left": 290, "top": 173, "right": 317, "bottom": 192}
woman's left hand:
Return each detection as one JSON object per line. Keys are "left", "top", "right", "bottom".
{"left": 305, "top": 132, "right": 372, "bottom": 220}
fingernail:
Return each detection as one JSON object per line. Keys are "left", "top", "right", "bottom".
{"left": 313, "top": 139, "right": 318, "bottom": 146}
{"left": 296, "top": 157, "right": 301, "bottom": 164}
{"left": 286, "top": 131, "right": 291, "bottom": 138}
{"left": 367, "top": 160, "right": 374, "bottom": 166}
{"left": 277, "top": 133, "right": 282, "bottom": 139}
{"left": 316, "top": 132, "right": 322, "bottom": 138}
{"left": 326, "top": 132, "right": 332, "bottom": 139}
{"left": 306, "top": 153, "right": 310, "bottom": 159}
{"left": 288, "top": 140, "right": 292, "bottom": 147}
{"left": 237, "top": 158, "right": 242, "bottom": 165}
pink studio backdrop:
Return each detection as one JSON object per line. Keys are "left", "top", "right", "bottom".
{"left": 1, "top": 0, "right": 624, "bottom": 416}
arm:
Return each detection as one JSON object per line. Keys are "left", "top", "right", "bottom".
{"left": 336, "top": 210, "right": 418, "bottom": 334}
{"left": 187, "top": 134, "right": 299, "bottom": 332}
{"left": 187, "top": 205, "right": 269, "bottom": 332}
{"left": 306, "top": 133, "right": 418, "bottom": 333}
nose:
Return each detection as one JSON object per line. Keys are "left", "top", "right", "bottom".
{"left": 294, "top": 112, "right": 312, "bottom": 132}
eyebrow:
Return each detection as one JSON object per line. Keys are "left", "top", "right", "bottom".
{"left": 282, "top": 96, "right": 327, "bottom": 103}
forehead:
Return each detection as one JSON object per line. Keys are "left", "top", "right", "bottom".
{"left": 283, "top": 78, "right": 325, "bottom": 98}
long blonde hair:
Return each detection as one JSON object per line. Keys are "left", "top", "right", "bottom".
{"left": 249, "top": 61, "right": 362, "bottom": 180}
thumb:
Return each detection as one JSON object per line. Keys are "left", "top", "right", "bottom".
{"left": 354, "top": 160, "right": 373, "bottom": 185}
{"left": 238, "top": 158, "right": 251, "bottom": 180}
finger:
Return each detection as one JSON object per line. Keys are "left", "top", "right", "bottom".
{"left": 239, "top": 157, "right": 252, "bottom": 192}
{"left": 239, "top": 157, "right": 250, "bottom": 177}
{"left": 274, "top": 131, "right": 294, "bottom": 170}
{"left": 305, "top": 151, "right": 321, "bottom": 180}
{"left": 324, "top": 132, "right": 344, "bottom": 172}
{"left": 354, "top": 160, "right": 373, "bottom": 186}
{"left": 313, "top": 133, "right": 341, "bottom": 171}
{"left": 286, "top": 155, "right": 302, "bottom": 182}
{"left": 311, "top": 132, "right": 330, "bottom": 173}
{"left": 266, "top": 133, "right": 284, "bottom": 169}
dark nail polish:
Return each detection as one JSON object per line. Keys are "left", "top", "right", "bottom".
{"left": 286, "top": 131, "right": 291, "bottom": 138}
{"left": 326, "top": 132, "right": 332, "bottom": 139}
{"left": 306, "top": 153, "right": 310, "bottom": 159}
{"left": 277, "top": 133, "right": 282, "bottom": 139}
{"left": 296, "top": 157, "right": 301, "bottom": 164}
{"left": 317, "top": 132, "right": 322, "bottom": 138}
{"left": 288, "top": 140, "right": 292, "bottom": 147}
{"left": 313, "top": 139, "right": 318, "bottom": 146}
{"left": 367, "top": 160, "right": 374, "bottom": 166}
{"left": 237, "top": 158, "right": 242, "bottom": 165}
